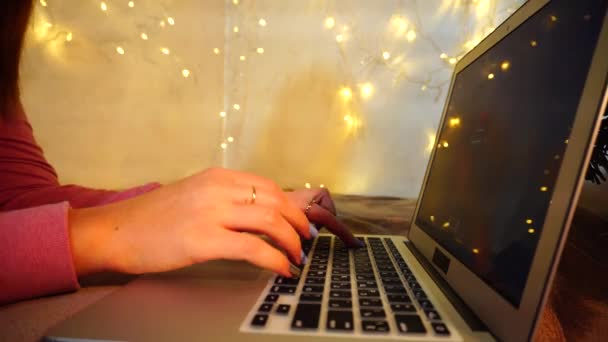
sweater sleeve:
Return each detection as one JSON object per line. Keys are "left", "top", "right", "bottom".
{"left": 0, "top": 105, "right": 162, "bottom": 305}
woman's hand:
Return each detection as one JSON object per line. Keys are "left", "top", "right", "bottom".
{"left": 68, "top": 168, "right": 312, "bottom": 278}
{"left": 285, "top": 188, "right": 363, "bottom": 248}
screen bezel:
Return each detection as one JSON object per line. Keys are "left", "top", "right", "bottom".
{"left": 407, "top": 1, "right": 608, "bottom": 341}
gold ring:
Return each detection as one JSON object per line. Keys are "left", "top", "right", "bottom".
{"left": 250, "top": 185, "right": 257, "bottom": 204}
{"left": 304, "top": 198, "right": 318, "bottom": 215}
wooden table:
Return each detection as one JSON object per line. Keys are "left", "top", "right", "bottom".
{"left": 1, "top": 195, "right": 606, "bottom": 341}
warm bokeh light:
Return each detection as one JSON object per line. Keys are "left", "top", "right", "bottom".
{"left": 382, "top": 51, "right": 391, "bottom": 60}
{"left": 140, "top": 32, "right": 148, "bottom": 40}
{"left": 487, "top": 73, "right": 495, "bottom": 80}
{"left": 213, "top": 48, "right": 220, "bottom": 54}
{"left": 501, "top": 60, "right": 511, "bottom": 71}
{"left": 256, "top": 47, "right": 265, "bottom": 54}
{"left": 305, "top": 183, "right": 312, "bottom": 189}
{"left": 219, "top": 111, "right": 227, "bottom": 118}
{"left": 324, "top": 17, "right": 336, "bottom": 29}
{"left": 449, "top": 57, "right": 457, "bottom": 65}
{"left": 160, "top": 47, "right": 170, "bottom": 55}
{"left": 472, "top": 248, "right": 480, "bottom": 254}
{"left": 449, "top": 117, "right": 461, "bottom": 128}
{"left": 116, "top": 46, "right": 125, "bottom": 55}
{"left": 233, "top": 104, "right": 241, "bottom": 110}
{"left": 528, "top": 228, "right": 536, "bottom": 234}
{"left": 540, "top": 186, "right": 548, "bottom": 192}
{"left": 181, "top": 69, "right": 190, "bottom": 78}
{"left": 233, "top": 26, "right": 239, "bottom": 33}
{"left": 406, "top": 29, "right": 417, "bottom": 42}
{"left": 359, "top": 83, "right": 374, "bottom": 99}
{"left": 440, "top": 53, "right": 448, "bottom": 59}
{"left": 167, "top": 17, "right": 175, "bottom": 26}
{"left": 100, "top": 1, "right": 107, "bottom": 12}
{"left": 128, "top": 1, "right": 134, "bottom": 8}
{"left": 259, "top": 18, "right": 267, "bottom": 27}
{"left": 530, "top": 40, "right": 538, "bottom": 47}
{"left": 227, "top": 136, "right": 235, "bottom": 143}
{"left": 526, "top": 219, "right": 533, "bottom": 224}
{"left": 339, "top": 87, "right": 353, "bottom": 101}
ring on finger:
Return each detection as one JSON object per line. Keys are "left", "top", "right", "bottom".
{"left": 304, "top": 198, "right": 319, "bottom": 216}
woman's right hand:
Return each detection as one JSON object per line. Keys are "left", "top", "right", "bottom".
{"left": 68, "top": 168, "right": 312, "bottom": 278}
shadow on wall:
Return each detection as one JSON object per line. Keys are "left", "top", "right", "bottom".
{"left": 241, "top": 65, "right": 365, "bottom": 191}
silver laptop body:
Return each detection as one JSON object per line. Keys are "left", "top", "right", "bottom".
{"left": 45, "top": 0, "right": 608, "bottom": 341}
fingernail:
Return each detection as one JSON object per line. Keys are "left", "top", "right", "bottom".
{"left": 289, "top": 263, "right": 302, "bottom": 278}
{"left": 309, "top": 223, "right": 319, "bottom": 239}
{"left": 300, "top": 250, "right": 308, "bottom": 265}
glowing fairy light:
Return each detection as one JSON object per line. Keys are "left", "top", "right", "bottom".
{"left": 100, "top": 1, "right": 108, "bottom": 11}
{"left": 528, "top": 228, "right": 536, "bottom": 234}
{"left": 487, "top": 73, "right": 495, "bottom": 80}
{"left": 382, "top": 51, "right": 391, "bottom": 60}
{"left": 160, "top": 47, "right": 170, "bottom": 55}
{"left": 227, "top": 136, "right": 235, "bottom": 143}
{"left": 233, "top": 26, "right": 239, "bottom": 33}
{"left": 219, "top": 111, "right": 227, "bottom": 118}
{"left": 339, "top": 87, "right": 353, "bottom": 101}
{"left": 233, "top": 0, "right": 239, "bottom": 4}
{"left": 336, "top": 34, "right": 344, "bottom": 43}
{"left": 233, "top": 104, "right": 241, "bottom": 110}
{"left": 128, "top": 1, "right": 134, "bottom": 8}
{"left": 530, "top": 40, "right": 538, "bottom": 47}
{"left": 240, "top": 55, "right": 246, "bottom": 61}
{"left": 167, "top": 17, "right": 175, "bottom": 26}
{"left": 140, "top": 33, "right": 148, "bottom": 40}
{"left": 181, "top": 69, "right": 190, "bottom": 78}
{"left": 390, "top": 16, "right": 408, "bottom": 36}
{"left": 449, "top": 117, "right": 461, "bottom": 127}
{"left": 472, "top": 248, "right": 480, "bottom": 254}
{"left": 160, "top": 20, "right": 166, "bottom": 27}
{"left": 325, "top": 17, "right": 336, "bottom": 29}
{"left": 440, "top": 53, "right": 448, "bottom": 59}
{"left": 221, "top": 143, "right": 228, "bottom": 150}
{"left": 442, "top": 141, "right": 449, "bottom": 148}
{"left": 258, "top": 18, "right": 267, "bottom": 27}
{"left": 540, "top": 186, "right": 548, "bottom": 192}
{"left": 116, "top": 46, "right": 125, "bottom": 55}
{"left": 360, "top": 83, "right": 374, "bottom": 99}
{"left": 213, "top": 48, "right": 220, "bottom": 54}
{"left": 40, "top": 0, "right": 47, "bottom": 7}
{"left": 256, "top": 47, "right": 265, "bottom": 54}
{"left": 320, "top": 184, "right": 325, "bottom": 188}
{"left": 65, "top": 32, "right": 73, "bottom": 42}
{"left": 501, "top": 61, "right": 511, "bottom": 71}
{"left": 421, "top": 84, "right": 428, "bottom": 91}
{"left": 442, "top": 222, "right": 450, "bottom": 228}
{"left": 406, "top": 29, "right": 417, "bottom": 42}
{"left": 526, "top": 219, "right": 533, "bottom": 224}
{"left": 305, "top": 183, "right": 312, "bottom": 189}
{"left": 449, "top": 57, "right": 457, "bottom": 65}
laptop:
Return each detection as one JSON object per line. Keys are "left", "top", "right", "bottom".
{"left": 45, "top": 0, "right": 608, "bottom": 341}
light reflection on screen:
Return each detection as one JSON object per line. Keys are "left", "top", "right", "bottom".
{"left": 415, "top": 0, "right": 606, "bottom": 306}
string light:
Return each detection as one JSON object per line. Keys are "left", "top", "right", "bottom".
{"left": 233, "top": 104, "right": 241, "bottom": 110}
{"left": 219, "top": 111, "right": 227, "bottom": 118}
{"left": 181, "top": 69, "right": 190, "bottom": 78}
{"left": 227, "top": 136, "right": 235, "bottom": 143}
{"left": 256, "top": 47, "right": 264, "bottom": 54}
{"left": 449, "top": 117, "right": 461, "bottom": 127}
{"left": 526, "top": 219, "right": 533, "bottom": 224}
{"left": 324, "top": 17, "right": 336, "bottom": 29}
{"left": 390, "top": 16, "right": 408, "bottom": 36}
{"left": 233, "top": 26, "right": 239, "bottom": 33}
{"left": 240, "top": 55, "right": 246, "bottom": 61}
{"left": 449, "top": 57, "right": 457, "bottom": 65}
{"left": 382, "top": 51, "right": 391, "bottom": 60}
{"left": 550, "top": 15, "right": 558, "bottom": 22}
{"left": 305, "top": 183, "right": 312, "bottom": 189}
{"left": 501, "top": 61, "right": 511, "bottom": 71}
{"left": 442, "top": 222, "right": 450, "bottom": 228}
{"left": 258, "top": 18, "right": 267, "bottom": 27}
{"left": 487, "top": 73, "right": 495, "bottom": 80}
{"left": 540, "top": 186, "right": 548, "bottom": 192}
{"left": 530, "top": 40, "right": 538, "bottom": 47}
{"left": 221, "top": 143, "right": 228, "bottom": 150}
{"left": 406, "top": 29, "right": 417, "bottom": 42}
{"left": 320, "top": 184, "right": 325, "bottom": 188}
{"left": 442, "top": 141, "right": 449, "bottom": 148}
{"left": 40, "top": 0, "right": 47, "bottom": 7}
{"left": 100, "top": 1, "right": 108, "bottom": 12}
{"left": 336, "top": 34, "right": 344, "bottom": 43}
{"left": 528, "top": 228, "right": 536, "bottom": 234}
{"left": 128, "top": 1, "right": 134, "bottom": 8}
{"left": 232, "top": 0, "right": 239, "bottom": 4}
{"left": 167, "top": 17, "right": 175, "bottom": 26}
{"left": 213, "top": 48, "right": 220, "bottom": 54}
{"left": 140, "top": 33, "right": 148, "bottom": 40}
{"left": 160, "top": 47, "right": 170, "bottom": 55}
{"left": 160, "top": 20, "right": 166, "bottom": 27}
{"left": 116, "top": 46, "right": 125, "bottom": 55}
{"left": 440, "top": 53, "right": 448, "bottom": 59}
{"left": 421, "top": 84, "right": 428, "bottom": 91}
{"left": 430, "top": 215, "right": 435, "bottom": 222}
{"left": 339, "top": 87, "right": 353, "bottom": 101}
{"left": 472, "top": 248, "right": 480, "bottom": 254}
{"left": 65, "top": 32, "right": 73, "bottom": 42}
{"left": 359, "top": 83, "right": 374, "bottom": 99}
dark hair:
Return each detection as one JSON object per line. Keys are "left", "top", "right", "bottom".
{"left": 0, "top": 0, "right": 34, "bottom": 120}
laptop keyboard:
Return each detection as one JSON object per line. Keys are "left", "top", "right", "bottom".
{"left": 241, "top": 235, "right": 456, "bottom": 339}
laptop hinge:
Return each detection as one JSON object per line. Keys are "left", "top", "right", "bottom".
{"left": 403, "top": 240, "right": 489, "bottom": 332}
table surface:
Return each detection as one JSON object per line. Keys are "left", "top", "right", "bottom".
{"left": 1, "top": 195, "right": 606, "bottom": 342}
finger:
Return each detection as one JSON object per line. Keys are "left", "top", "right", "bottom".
{"left": 226, "top": 184, "right": 311, "bottom": 239}
{"left": 307, "top": 204, "right": 362, "bottom": 248}
{"left": 315, "top": 188, "right": 337, "bottom": 215}
{"left": 223, "top": 231, "right": 293, "bottom": 277}
{"left": 217, "top": 168, "right": 284, "bottom": 193}
{"left": 222, "top": 204, "right": 303, "bottom": 264}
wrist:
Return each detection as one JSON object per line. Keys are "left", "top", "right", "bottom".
{"left": 68, "top": 206, "right": 116, "bottom": 276}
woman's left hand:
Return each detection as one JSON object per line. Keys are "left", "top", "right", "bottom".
{"left": 285, "top": 188, "right": 363, "bottom": 248}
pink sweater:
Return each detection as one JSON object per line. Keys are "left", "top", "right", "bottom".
{"left": 0, "top": 105, "right": 160, "bottom": 305}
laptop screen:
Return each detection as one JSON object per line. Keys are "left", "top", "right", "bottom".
{"left": 415, "top": 0, "right": 606, "bottom": 307}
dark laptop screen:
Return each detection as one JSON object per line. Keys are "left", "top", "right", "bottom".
{"left": 415, "top": 0, "right": 606, "bottom": 307}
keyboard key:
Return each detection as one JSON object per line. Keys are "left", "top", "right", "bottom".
{"left": 418, "top": 299, "right": 434, "bottom": 310}
{"left": 276, "top": 304, "right": 291, "bottom": 315}
{"left": 270, "top": 285, "right": 296, "bottom": 294}
{"left": 332, "top": 268, "right": 350, "bottom": 275}
{"left": 359, "top": 298, "right": 383, "bottom": 307}
{"left": 387, "top": 294, "right": 411, "bottom": 303}
{"left": 300, "top": 293, "right": 323, "bottom": 302}
{"left": 360, "top": 308, "right": 386, "bottom": 318}
{"left": 330, "top": 291, "right": 352, "bottom": 299}
{"left": 304, "top": 277, "right": 325, "bottom": 285}
{"left": 358, "top": 289, "right": 380, "bottom": 297}
{"left": 308, "top": 270, "right": 327, "bottom": 277}
{"left": 327, "top": 310, "right": 354, "bottom": 331}
{"left": 362, "top": 320, "right": 390, "bottom": 333}
{"left": 332, "top": 275, "right": 350, "bottom": 282}
{"left": 413, "top": 289, "right": 427, "bottom": 300}
{"left": 383, "top": 278, "right": 404, "bottom": 286}
{"left": 251, "top": 314, "right": 268, "bottom": 327}
{"left": 391, "top": 303, "right": 416, "bottom": 313}
{"left": 379, "top": 271, "right": 398, "bottom": 278}
{"left": 292, "top": 303, "right": 321, "bottom": 329}
{"left": 432, "top": 322, "right": 450, "bottom": 335}
{"left": 410, "top": 282, "right": 422, "bottom": 290}
{"left": 356, "top": 275, "right": 376, "bottom": 281}
{"left": 384, "top": 284, "right": 407, "bottom": 294}
{"left": 357, "top": 282, "right": 377, "bottom": 289}
{"left": 258, "top": 303, "right": 273, "bottom": 312}
{"left": 309, "top": 265, "right": 327, "bottom": 272}
{"left": 395, "top": 314, "right": 426, "bottom": 333}
{"left": 275, "top": 277, "right": 300, "bottom": 286}
{"left": 331, "top": 282, "right": 351, "bottom": 290}
{"left": 302, "top": 285, "right": 324, "bottom": 293}
{"left": 329, "top": 299, "right": 352, "bottom": 309}
{"left": 264, "top": 294, "right": 279, "bottom": 303}
{"left": 425, "top": 309, "right": 442, "bottom": 321}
